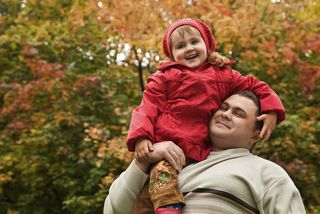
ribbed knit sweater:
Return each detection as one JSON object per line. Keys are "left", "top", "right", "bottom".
{"left": 104, "top": 149, "right": 305, "bottom": 214}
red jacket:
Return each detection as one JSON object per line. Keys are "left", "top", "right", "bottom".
{"left": 126, "top": 62, "right": 285, "bottom": 161}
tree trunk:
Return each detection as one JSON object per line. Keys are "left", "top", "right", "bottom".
{"left": 132, "top": 46, "right": 145, "bottom": 92}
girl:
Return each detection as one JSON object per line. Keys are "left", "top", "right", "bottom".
{"left": 126, "top": 18, "right": 285, "bottom": 214}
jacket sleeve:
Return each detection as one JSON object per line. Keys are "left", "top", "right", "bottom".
{"left": 229, "top": 69, "right": 285, "bottom": 123}
{"left": 126, "top": 72, "right": 167, "bottom": 151}
{"left": 103, "top": 161, "right": 149, "bottom": 214}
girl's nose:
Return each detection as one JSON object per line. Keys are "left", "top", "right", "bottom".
{"left": 185, "top": 43, "right": 194, "bottom": 52}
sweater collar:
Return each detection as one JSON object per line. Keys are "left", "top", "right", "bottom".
{"left": 208, "top": 148, "right": 251, "bottom": 160}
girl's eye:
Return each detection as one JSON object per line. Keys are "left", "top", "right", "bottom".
{"left": 175, "top": 43, "right": 185, "bottom": 49}
{"left": 191, "top": 39, "right": 198, "bottom": 44}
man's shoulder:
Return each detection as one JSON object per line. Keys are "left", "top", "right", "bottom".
{"left": 249, "top": 154, "right": 291, "bottom": 177}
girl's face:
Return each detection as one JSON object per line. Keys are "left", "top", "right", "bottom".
{"left": 170, "top": 26, "right": 207, "bottom": 69}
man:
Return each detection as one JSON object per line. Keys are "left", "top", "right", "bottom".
{"left": 104, "top": 91, "right": 305, "bottom": 214}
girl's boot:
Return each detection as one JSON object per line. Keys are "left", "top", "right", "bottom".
{"left": 154, "top": 208, "right": 182, "bottom": 214}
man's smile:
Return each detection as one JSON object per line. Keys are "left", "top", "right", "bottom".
{"left": 216, "top": 120, "right": 231, "bottom": 129}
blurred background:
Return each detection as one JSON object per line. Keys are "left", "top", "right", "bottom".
{"left": 0, "top": 0, "right": 319, "bottom": 213}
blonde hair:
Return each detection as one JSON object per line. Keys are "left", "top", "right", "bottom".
{"left": 169, "top": 25, "right": 231, "bottom": 67}
{"left": 207, "top": 51, "right": 230, "bottom": 67}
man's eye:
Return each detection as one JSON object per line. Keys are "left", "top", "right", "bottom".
{"left": 219, "top": 105, "right": 228, "bottom": 111}
{"left": 234, "top": 112, "right": 245, "bottom": 118}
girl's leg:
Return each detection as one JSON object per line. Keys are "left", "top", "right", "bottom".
{"left": 132, "top": 179, "right": 154, "bottom": 214}
{"left": 149, "top": 160, "right": 185, "bottom": 209}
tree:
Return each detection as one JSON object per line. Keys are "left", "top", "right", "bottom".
{"left": 0, "top": 0, "right": 137, "bottom": 213}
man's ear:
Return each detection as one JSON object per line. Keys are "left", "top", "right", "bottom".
{"left": 250, "top": 130, "right": 261, "bottom": 148}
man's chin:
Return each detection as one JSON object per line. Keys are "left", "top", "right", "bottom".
{"left": 210, "top": 130, "right": 229, "bottom": 139}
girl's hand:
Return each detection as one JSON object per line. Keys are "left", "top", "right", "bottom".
{"left": 257, "top": 111, "right": 277, "bottom": 141}
{"left": 150, "top": 141, "right": 186, "bottom": 172}
{"left": 135, "top": 139, "right": 154, "bottom": 163}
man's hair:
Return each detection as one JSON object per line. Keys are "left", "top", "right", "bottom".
{"left": 235, "top": 90, "right": 263, "bottom": 130}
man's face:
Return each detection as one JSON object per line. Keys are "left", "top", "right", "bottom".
{"left": 170, "top": 27, "right": 207, "bottom": 69}
{"left": 209, "top": 94, "right": 260, "bottom": 150}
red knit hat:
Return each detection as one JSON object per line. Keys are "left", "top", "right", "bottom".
{"left": 163, "top": 18, "right": 216, "bottom": 59}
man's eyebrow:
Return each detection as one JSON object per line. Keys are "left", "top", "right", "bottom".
{"left": 221, "top": 102, "right": 229, "bottom": 107}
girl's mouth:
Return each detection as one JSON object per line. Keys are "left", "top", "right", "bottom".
{"left": 185, "top": 53, "right": 197, "bottom": 60}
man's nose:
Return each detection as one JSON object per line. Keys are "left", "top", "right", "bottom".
{"left": 221, "top": 110, "right": 231, "bottom": 120}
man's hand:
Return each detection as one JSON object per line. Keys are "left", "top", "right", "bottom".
{"left": 150, "top": 141, "right": 186, "bottom": 172}
{"left": 257, "top": 111, "right": 277, "bottom": 141}
{"left": 135, "top": 139, "right": 154, "bottom": 163}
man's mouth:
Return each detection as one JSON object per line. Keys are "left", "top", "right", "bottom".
{"left": 216, "top": 120, "right": 230, "bottom": 129}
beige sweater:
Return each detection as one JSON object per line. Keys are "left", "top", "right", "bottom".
{"left": 104, "top": 148, "right": 305, "bottom": 214}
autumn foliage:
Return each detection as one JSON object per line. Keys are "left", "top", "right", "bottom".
{"left": 0, "top": 0, "right": 319, "bottom": 213}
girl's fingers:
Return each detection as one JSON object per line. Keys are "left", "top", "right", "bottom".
{"left": 257, "top": 114, "right": 266, "bottom": 121}
{"left": 260, "top": 126, "right": 267, "bottom": 139}
{"left": 142, "top": 150, "right": 151, "bottom": 162}
{"left": 263, "top": 130, "right": 271, "bottom": 141}
{"left": 148, "top": 142, "right": 154, "bottom": 152}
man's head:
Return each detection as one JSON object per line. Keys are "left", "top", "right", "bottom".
{"left": 209, "top": 91, "right": 263, "bottom": 150}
